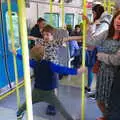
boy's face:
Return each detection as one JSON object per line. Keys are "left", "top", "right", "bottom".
{"left": 43, "top": 31, "right": 53, "bottom": 42}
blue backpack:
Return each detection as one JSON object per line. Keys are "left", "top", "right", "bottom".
{"left": 79, "top": 47, "right": 97, "bottom": 67}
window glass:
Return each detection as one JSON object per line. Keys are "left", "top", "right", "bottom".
{"left": 44, "top": 13, "right": 59, "bottom": 28}
{"left": 65, "top": 13, "right": 74, "bottom": 26}
{"left": 6, "top": 12, "right": 20, "bottom": 50}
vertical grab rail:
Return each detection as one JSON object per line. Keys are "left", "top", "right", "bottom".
{"left": 49, "top": 0, "right": 53, "bottom": 25}
{"left": 81, "top": 0, "right": 87, "bottom": 119}
{"left": 103, "top": 0, "right": 107, "bottom": 11}
{"left": 7, "top": 0, "right": 20, "bottom": 108}
{"left": 108, "top": 0, "right": 111, "bottom": 14}
{"left": 61, "top": 0, "right": 65, "bottom": 28}
{"left": 17, "top": 0, "right": 33, "bottom": 120}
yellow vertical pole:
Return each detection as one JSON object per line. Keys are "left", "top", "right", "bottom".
{"left": 17, "top": 0, "right": 33, "bottom": 120}
{"left": 81, "top": 0, "right": 87, "bottom": 120}
{"left": 61, "top": 0, "right": 65, "bottom": 28}
{"left": 7, "top": 0, "right": 20, "bottom": 108}
{"left": 111, "top": 1, "right": 115, "bottom": 14}
{"left": 103, "top": 0, "right": 107, "bottom": 11}
{"left": 49, "top": 0, "right": 53, "bottom": 25}
{"left": 108, "top": 0, "right": 111, "bottom": 14}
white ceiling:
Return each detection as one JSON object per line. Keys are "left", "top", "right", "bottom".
{"left": 30, "top": 0, "right": 83, "bottom": 7}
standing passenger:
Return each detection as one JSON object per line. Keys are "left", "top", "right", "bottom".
{"left": 87, "top": 10, "right": 120, "bottom": 120}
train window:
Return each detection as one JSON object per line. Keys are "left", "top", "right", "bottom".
{"left": 44, "top": 13, "right": 59, "bottom": 28}
{"left": 87, "top": 14, "right": 93, "bottom": 22}
{"left": 78, "top": 14, "right": 82, "bottom": 24}
{"left": 6, "top": 12, "right": 20, "bottom": 50}
{"left": 65, "top": 13, "right": 74, "bottom": 26}
{"left": 78, "top": 13, "right": 93, "bottom": 24}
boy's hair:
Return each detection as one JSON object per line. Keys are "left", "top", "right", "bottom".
{"left": 42, "top": 24, "right": 56, "bottom": 35}
{"left": 30, "top": 44, "right": 44, "bottom": 61}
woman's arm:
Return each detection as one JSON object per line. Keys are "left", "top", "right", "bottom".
{"left": 86, "top": 25, "right": 108, "bottom": 46}
{"left": 97, "top": 50, "right": 120, "bottom": 66}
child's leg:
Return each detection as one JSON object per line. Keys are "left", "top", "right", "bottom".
{"left": 46, "top": 88, "right": 57, "bottom": 115}
{"left": 17, "top": 88, "right": 44, "bottom": 115}
{"left": 45, "top": 90, "right": 73, "bottom": 120}
{"left": 46, "top": 74, "right": 59, "bottom": 115}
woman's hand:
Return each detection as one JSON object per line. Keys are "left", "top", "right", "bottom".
{"left": 80, "top": 13, "right": 90, "bottom": 25}
{"left": 97, "top": 52, "right": 108, "bottom": 61}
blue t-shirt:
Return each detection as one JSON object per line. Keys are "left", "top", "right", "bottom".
{"left": 16, "top": 54, "right": 77, "bottom": 90}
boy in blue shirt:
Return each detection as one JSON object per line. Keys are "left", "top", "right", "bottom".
{"left": 16, "top": 45, "right": 86, "bottom": 120}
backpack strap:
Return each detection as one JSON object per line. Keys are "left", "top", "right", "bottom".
{"left": 100, "top": 20, "right": 110, "bottom": 25}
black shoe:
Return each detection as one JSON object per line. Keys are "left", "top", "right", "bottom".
{"left": 46, "top": 105, "right": 56, "bottom": 116}
{"left": 87, "top": 91, "right": 96, "bottom": 99}
{"left": 85, "top": 86, "right": 91, "bottom": 92}
{"left": 17, "top": 111, "right": 24, "bottom": 119}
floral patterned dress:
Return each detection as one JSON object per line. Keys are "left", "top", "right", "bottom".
{"left": 95, "top": 39, "right": 120, "bottom": 106}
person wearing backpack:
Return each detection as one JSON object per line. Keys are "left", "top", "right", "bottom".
{"left": 82, "top": 4, "right": 112, "bottom": 94}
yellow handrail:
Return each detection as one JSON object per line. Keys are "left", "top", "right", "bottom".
{"left": 49, "top": 0, "right": 53, "bottom": 25}
{"left": 17, "top": 0, "right": 33, "bottom": 120}
{"left": 108, "top": 0, "right": 111, "bottom": 14}
{"left": 0, "top": 82, "right": 24, "bottom": 100}
{"left": 61, "top": 0, "right": 65, "bottom": 28}
{"left": 81, "top": 0, "right": 87, "bottom": 119}
{"left": 7, "top": 0, "right": 20, "bottom": 108}
{"left": 103, "top": 0, "right": 107, "bottom": 10}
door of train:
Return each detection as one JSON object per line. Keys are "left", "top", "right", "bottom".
{"left": 0, "top": 1, "right": 23, "bottom": 93}
{"left": 0, "top": 10, "right": 10, "bottom": 90}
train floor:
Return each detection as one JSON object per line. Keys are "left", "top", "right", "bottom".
{"left": 0, "top": 84, "right": 101, "bottom": 120}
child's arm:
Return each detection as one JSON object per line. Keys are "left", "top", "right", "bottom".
{"left": 50, "top": 62, "right": 86, "bottom": 75}
{"left": 12, "top": 50, "right": 37, "bottom": 68}
{"left": 63, "top": 36, "right": 83, "bottom": 42}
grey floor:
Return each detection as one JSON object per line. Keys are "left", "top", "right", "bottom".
{"left": 0, "top": 85, "right": 101, "bottom": 120}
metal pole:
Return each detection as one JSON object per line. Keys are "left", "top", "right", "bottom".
{"left": 103, "top": 0, "right": 107, "bottom": 11}
{"left": 49, "top": 0, "right": 53, "bottom": 25}
{"left": 108, "top": 0, "right": 111, "bottom": 14}
{"left": 61, "top": 0, "right": 65, "bottom": 28}
{"left": 81, "top": 0, "right": 87, "bottom": 119}
{"left": 7, "top": 0, "right": 20, "bottom": 108}
{"left": 17, "top": 0, "right": 33, "bottom": 120}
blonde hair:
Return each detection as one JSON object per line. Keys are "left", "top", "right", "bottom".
{"left": 30, "top": 44, "right": 44, "bottom": 61}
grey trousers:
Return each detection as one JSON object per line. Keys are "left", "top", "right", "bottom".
{"left": 18, "top": 88, "right": 73, "bottom": 120}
